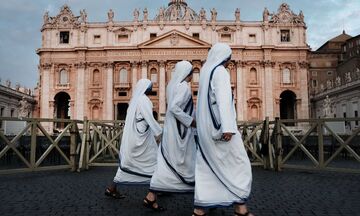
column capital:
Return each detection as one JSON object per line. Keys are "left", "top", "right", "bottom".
{"left": 141, "top": 60, "right": 148, "bottom": 67}
{"left": 74, "top": 61, "right": 87, "bottom": 69}
{"left": 131, "top": 61, "right": 138, "bottom": 69}
{"left": 159, "top": 60, "right": 166, "bottom": 68}
{"left": 299, "top": 61, "right": 309, "bottom": 69}
{"left": 41, "top": 63, "right": 52, "bottom": 70}
{"left": 260, "top": 60, "right": 275, "bottom": 68}
{"left": 103, "top": 62, "right": 114, "bottom": 69}
{"left": 235, "top": 60, "right": 246, "bottom": 68}
{"left": 49, "top": 100, "right": 55, "bottom": 108}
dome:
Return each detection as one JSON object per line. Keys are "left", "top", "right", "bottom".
{"left": 155, "top": 0, "right": 199, "bottom": 21}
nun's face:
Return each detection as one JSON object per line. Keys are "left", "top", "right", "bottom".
{"left": 144, "top": 83, "right": 153, "bottom": 95}
{"left": 223, "top": 56, "right": 231, "bottom": 68}
{"left": 184, "top": 72, "right": 193, "bottom": 83}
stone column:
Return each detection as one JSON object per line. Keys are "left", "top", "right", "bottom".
{"left": 48, "top": 100, "right": 55, "bottom": 133}
{"left": 104, "top": 62, "right": 114, "bottom": 120}
{"left": 40, "top": 63, "right": 51, "bottom": 131}
{"left": 141, "top": 61, "right": 148, "bottom": 79}
{"left": 69, "top": 100, "right": 75, "bottom": 119}
{"left": 159, "top": 61, "right": 166, "bottom": 121}
{"left": 263, "top": 60, "right": 275, "bottom": 120}
{"left": 236, "top": 61, "right": 246, "bottom": 121}
{"left": 299, "top": 61, "right": 310, "bottom": 119}
{"left": 75, "top": 62, "right": 86, "bottom": 120}
{"left": 131, "top": 61, "right": 138, "bottom": 90}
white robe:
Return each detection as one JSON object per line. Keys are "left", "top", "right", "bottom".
{"left": 194, "top": 43, "right": 252, "bottom": 208}
{"left": 113, "top": 79, "right": 162, "bottom": 185}
{"left": 150, "top": 61, "right": 196, "bottom": 192}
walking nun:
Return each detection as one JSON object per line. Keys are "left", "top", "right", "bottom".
{"left": 192, "top": 43, "right": 254, "bottom": 216}
{"left": 105, "top": 79, "right": 162, "bottom": 199}
{"left": 143, "top": 60, "right": 197, "bottom": 211}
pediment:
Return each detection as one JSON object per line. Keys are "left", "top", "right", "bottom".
{"left": 216, "top": 26, "right": 236, "bottom": 33}
{"left": 113, "top": 27, "right": 133, "bottom": 34}
{"left": 138, "top": 30, "right": 211, "bottom": 48}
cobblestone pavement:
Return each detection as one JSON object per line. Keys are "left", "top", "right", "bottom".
{"left": 0, "top": 167, "right": 359, "bottom": 216}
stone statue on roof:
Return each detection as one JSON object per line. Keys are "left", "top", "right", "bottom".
{"left": 107, "top": 9, "right": 114, "bottom": 22}
{"left": 235, "top": 8, "right": 240, "bottom": 22}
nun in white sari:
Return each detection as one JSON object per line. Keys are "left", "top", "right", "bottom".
{"left": 143, "top": 61, "right": 196, "bottom": 211}
{"left": 193, "top": 43, "right": 254, "bottom": 216}
{"left": 105, "top": 79, "right": 162, "bottom": 199}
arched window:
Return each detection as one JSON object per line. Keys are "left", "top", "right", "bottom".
{"left": 193, "top": 68, "right": 200, "bottom": 83}
{"left": 250, "top": 105, "right": 259, "bottom": 120}
{"left": 150, "top": 68, "right": 158, "bottom": 83}
{"left": 250, "top": 68, "right": 257, "bottom": 84}
{"left": 59, "top": 69, "right": 68, "bottom": 84}
{"left": 119, "top": 68, "right": 128, "bottom": 83}
{"left": 93, "top": 69, "right": 100, "bottom": 85}
{"left": 92, "top": 105, "right": 100, "bottom": 120}
{"left": 282, "top": 68, "right": 291, "bottom": 84}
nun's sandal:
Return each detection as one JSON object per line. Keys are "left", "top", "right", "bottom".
{"left": 143, "top": 197, "right": 166, "bottom": 212}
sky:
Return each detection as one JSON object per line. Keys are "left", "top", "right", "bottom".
{"left": 0, "top": 0, "right": 359, "bottom": 88}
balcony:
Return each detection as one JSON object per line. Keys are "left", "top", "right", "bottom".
{"left": 56, "top": 83, "right": 70, "bottom": 89}
{"left": 114, "top": 82, "right": 130, "bottom": 90}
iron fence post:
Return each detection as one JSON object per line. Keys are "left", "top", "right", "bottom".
{"left": 30, "top": 120, "right": 37, "bottom": 170}
{"left": 317, "top": 119, "right": 324, "bottom": 169}
{"left": 274, "top": 117, "right": 283, "bottom": 171}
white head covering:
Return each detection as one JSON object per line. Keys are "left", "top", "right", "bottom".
{"left": 120, "top": 79, "right": 152, "bottom": 164}
{"left": 125, "top": 78, "right": 152, "bottom": 122}
{"left": 197, "top": 43, "right": 232, "bottom": 120}
{"left": 166, "top": 60, "right": 193, "bottom": 104}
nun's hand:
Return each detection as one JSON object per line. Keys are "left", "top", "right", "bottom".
{"left": 155, "top": 135, "right": 162, "bottom": 144}
{"left": 222, "top": 133, "right": 233, "bottom": 142}
{"left": 191, "top": 119, "right": 196, "bottom": 128}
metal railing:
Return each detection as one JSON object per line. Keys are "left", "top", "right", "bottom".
{"left": 273, "top": 118, "right": 360, "bottom": 173}
{"left": 0, "top": 117, "right": 83, "bottom": 174}
{"left": 78, "top": 118, "right": 124, "bottom": 171}
{"left": 1, "top": 116, "right": 359, "bottom": 174}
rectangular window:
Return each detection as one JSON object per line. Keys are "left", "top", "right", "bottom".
{"left": 118, "top": 92, "right": 127, "bottom": 97}
{"left": 282, "top": 68, "right": 291, "bottom": 84}
{"left": 10, "top": 109, "right": 14, "bottom": 117}
{"left": 249, "top": 34, "right": 256, "bottom": 43}
{"left": 151, "top": 73, "right": 158, "bottom": 83}
{"left": 193, "top": 73, "right": 200, "bottom": 83}
{"left": 150, "top": 33, "right": 157, "bottom": 40}
{"left": 354, "top": 103, "right": 359, "bottom": 126}
{"left": 192, "top": 33, "right": 199, "bottom": 39}
{"left": 312, "top": 80, "right": 317, "bottom": 88}
{"left": 0, "top": 107, "right": 4, "bottom": 116}
{"left": 147, "top": 91, "right": 157, "bottom": 96}
{"left": 343, "top": 105, "right": 347, "bottom": 128}
{"left": 221, "top": 33, "right": 232, "bottom": 42}
{"left": 93, "top": 35, "right": 101, "bottom": 44}
{"left": 280, "top": 30, "right": 290, "bottom": 42}
{"left": 118, "top": 34, "right": 128, "bottom": 43}
{"left": 60, "top": 31, "right": 70, "bottom": 44}
{"left": 193, "top": 91, "right": 198, "bottom": 96}
{"left": 312, "top": 71, "right": 317, "bottom": 77}
{"left": 355, "top": 110, "right": 359, "bottom": 126}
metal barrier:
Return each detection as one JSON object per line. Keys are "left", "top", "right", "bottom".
{"left": 273, "top": 118, "right": 360, "bottom": 173}
{"left": 2, "top": 116, "right": 359, "bottom": 174}
{"left": 0, "top": 117, "right": 83, "bottom": 174}
{"left": 238, "top": 117, "right": 273, "bottom": 169}
{"left": 78, "top": 118, "right": 124, "bottom": 171}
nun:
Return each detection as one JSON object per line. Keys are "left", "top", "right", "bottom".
{"left": 105, "top": 79, "right": 162, "bottom": 199}
{"left": 143, "top": 60, "right": 196, "bottom": 211}
{"left": 192, "top": 43, "right": 254, "bottom": 216}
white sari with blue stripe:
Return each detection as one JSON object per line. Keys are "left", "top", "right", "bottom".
{"left": 194, "top": 43, "right": 252, "bottom": 208}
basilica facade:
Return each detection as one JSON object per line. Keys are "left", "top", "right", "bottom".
{"left": 36, "top": 0, "right": 309, "bottom": 128}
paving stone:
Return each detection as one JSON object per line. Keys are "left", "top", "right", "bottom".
{"left": 0, "top": 167, "right": 359, "bottom": 216}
